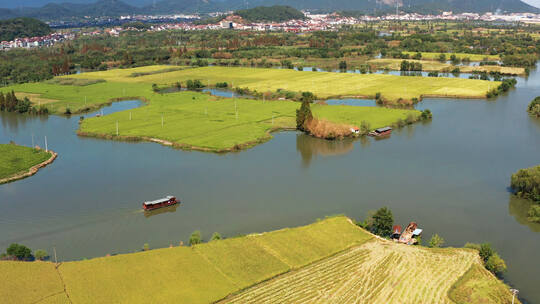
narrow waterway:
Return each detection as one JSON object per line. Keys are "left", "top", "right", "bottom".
{"left": 1, "top": 66, "right": 539, "bottom": 302}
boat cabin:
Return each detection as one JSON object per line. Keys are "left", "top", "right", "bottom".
{"left": 391, "top": 225, "right": 402, "bottom": 239}
{"left": 369, "top": 127, "right": 392, "bottom": 137}
{"left": 143, "top": 196, "right": 179, "bottom": 211}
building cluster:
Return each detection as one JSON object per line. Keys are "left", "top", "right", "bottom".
{"left": 2, "top": 10, "right": 539, "bottom": 50}
{"left": 1, "top": 33, "right": 74, "bottom": 50}
{"left": 366, "top": 11, "right": 540, "bottom": 23}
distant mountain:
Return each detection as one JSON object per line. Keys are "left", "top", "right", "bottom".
{"left": 143, "top": 0, "right": 217, "bottom": 15}
{"left": 234, "top": 6, "right": 306, "bottom": 22}
{"left": 400, "top": 0, "right": 540, "bottom": 14}
{"left": 0, "top": 0, "right": 537, "bottom": 21}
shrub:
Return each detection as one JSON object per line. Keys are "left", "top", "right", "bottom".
{"left": 216, "top": 82, "right": 228, "bottom": 88}
{"left": 421, "top": 109, "right": 432, "bottom": 120}
{"left": 34, "top": 249, "right": 48, "bottom": 261}
{"left": 428, "top": 234, "right": 445, "bottom": 248}
{"left": 485, "top": 253, "right": 507, "bottom": 274}
{"left": 211, "top": 232, "right": 222, "bottom": 241}
{"left": 189, "top": 230, "right": 202, "bottom": 246}
{"left": 64, "top": 108, "right": 71, "bottom": 115}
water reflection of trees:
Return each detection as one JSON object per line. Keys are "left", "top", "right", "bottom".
{"left": 508, "top": 195, "right": 540, "bottom": 233}
{"left": 296, "top": 133, "right": 355, "bottom": 168}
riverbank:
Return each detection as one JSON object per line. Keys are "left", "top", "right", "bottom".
{"left": 0, "top": 144, "right": 56, "bottom": 185}
{"left": 0, "top": 216, "right": 518, "bottom": 304}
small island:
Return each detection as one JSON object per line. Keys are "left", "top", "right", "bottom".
{"left": 511, "top": 165, "right": 540, "bottom": 223}
{"left": 0, "top": 143, "right": 57, "bottom": 184}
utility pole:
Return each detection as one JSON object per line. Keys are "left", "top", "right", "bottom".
{"left": 44, "top": 136, "right": 48, "bottom": 152}
{"left": 53, "top": 247, "right": 57, "bottom": 264}
{"left": 510, "top": 289, "right": 519, "bottom": 304}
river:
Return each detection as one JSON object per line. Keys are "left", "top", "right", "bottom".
{"left": 1, "top": 66, "right": 539, "bottom": 302}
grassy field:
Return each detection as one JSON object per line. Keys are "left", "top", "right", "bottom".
{"left": 78, "top": 91, "right": 419, "bottom": 151}
{"left": 0, "top": 216, "right": 518, "bottom": 304}
{"left": 65, "top": 65, "right": 496, "bottom": 101}
{"left": 369, "top": 58, "right": 525, "bottom": 75}
{"left": 0, "top": 144, "right": 52, "bottom": 180}
{"left": 402, "top": 52, "right": 500, "bottom": 62}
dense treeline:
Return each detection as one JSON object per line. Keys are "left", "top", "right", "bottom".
{"left": 0, "top": 17, "right": 51, "bottom": 41}
{"left": 0, "top": 21, "right": 538, "bottom": 87}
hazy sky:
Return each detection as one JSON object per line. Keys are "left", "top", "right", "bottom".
{"left": 522, "top": 0, "right": 540, "bottom": 7}
{"left": 1, "top": 0, "right": 540, "bottom": 9}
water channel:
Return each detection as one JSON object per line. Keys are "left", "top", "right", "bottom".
{"left": 1, "top": 65, "right": 539, "bottom": 302}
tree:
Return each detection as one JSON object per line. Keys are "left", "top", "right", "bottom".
{"left": 485, "top": 253, "right": 507, "bottom": 274}
{"left": 428, "top": 234, "right": 445, "bottom": 248}
{"left": 6, "top": 243, "right": 32, "bottom": 260}
{"left": 190, "top": 230, "right": 202, "bottom": 246}
{"left": 479, "top": 243, "right": 494, "bottom": 263}
{"left": 339, "top": 60, "right": 347, "bottom": 70}
{"left": 211, "top": 232, "right": 222, "bottom": 241}
{"left": 296, "top": 92, "right": 314, "bottom": 131}
{"left": 34, "top": 249, "right": 48, "bottom": 261}
{"left": 371, "top": 207, "right": 393, "bottom": 237}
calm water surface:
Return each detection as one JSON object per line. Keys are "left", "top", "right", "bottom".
{"left": 1, "top": 67, "right": 540, "bottom": 302}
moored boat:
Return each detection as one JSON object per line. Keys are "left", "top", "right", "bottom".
{"left": 368, "top": 127, "right": 392, "bottom": 137}
{"left": 143, "top": 196, "right": 179, "bottom": 211}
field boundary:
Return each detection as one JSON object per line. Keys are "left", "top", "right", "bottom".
{"left": 0, "top": 150, "right": 57, "bottom": 185}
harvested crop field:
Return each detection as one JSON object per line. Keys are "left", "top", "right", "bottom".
{"left": 0, "top": 217, "right": 517, "bottom": 304}
{"left": 221, "top": 240, "right": 517, "bottom": 304}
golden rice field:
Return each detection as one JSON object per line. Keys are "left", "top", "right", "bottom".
{"left": 222, "top": 240, "right": 517, "bottom": 304}
{"left": 0, "top": 217, "right": 517, "bottom": 304}
{"left": 66, "top": 65, "right": 496, "bottom": 101}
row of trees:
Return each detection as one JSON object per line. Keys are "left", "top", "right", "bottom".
{"left": 0, "top": 91, "right": 48, "bottom": 114}
{"left": 0, "top": 243, "right": 48, "bottom": 261}
{"left": 400, "top": 60, "right": 422, "bottom": 71}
